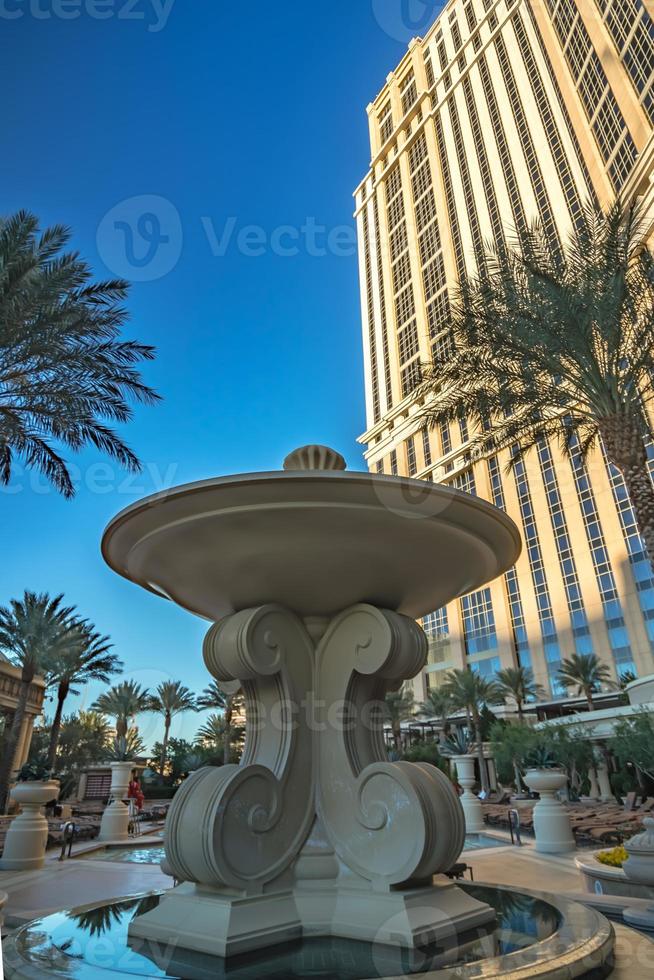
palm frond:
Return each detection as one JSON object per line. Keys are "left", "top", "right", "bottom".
{"left": 0, "top": 211, "right": 160, "bottom": 495}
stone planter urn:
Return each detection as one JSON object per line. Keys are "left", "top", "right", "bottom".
{"left": 623, "top": 817, "right": 654, "bottom": 931}
{"left": 524, "top": 768, "right": 575, "bottom": 854}
{"left": 99, "top": 761, "right": 133, "bottom": 842}
{"left": 0, "top": 779, "right": 60, "bottom": 871}
{"left": 456, "top": 755, "right": 484, "bottom": 834}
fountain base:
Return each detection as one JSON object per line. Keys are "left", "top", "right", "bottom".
{"left": 127, "top": 879, "right": 495, "bottom": 958}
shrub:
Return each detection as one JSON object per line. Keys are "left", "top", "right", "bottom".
{"left": 489, "top": 721, "right": 594, "bottom": 794}
{"left": 489, "top": 721, "right": 535, "bottom": 785}
{"left": 611, "top": 711, "right": 654, "bottom": 786}
{"left": 524, "top": 744, "right": 561, "bottom": 770}
{"left": 142, "top": 784, "right": 178, "bottom": 800}
{"left": 402, "top": 741, "right": 449, "bottom": 774}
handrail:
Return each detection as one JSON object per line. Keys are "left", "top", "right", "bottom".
{"left": 508, "top": 808, "right": 522, "bottom": 846}
{"left": 58, "top": 821, "right": 77, "bottom": 861}
{"left": 128, "top": 800, "right": 141, "bottom": 837}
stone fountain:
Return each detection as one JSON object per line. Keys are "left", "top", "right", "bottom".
{"left": 100, "top": 445, "right": 521, "bottom": 960}
{"left": 1, "top": 445, "right": 619, "bottom": 978}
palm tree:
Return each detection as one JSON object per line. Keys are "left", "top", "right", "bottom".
{"left": 443, "top": 668, "right": 503, "bottom": 794}
{"left": 106, "top": 727, "right": 146, "bottom": 761}
{"left": 557, "top": 653, "right": 614, "bottom": 711}
{"left": 148, "top": 681, "right": 197, "bottom": 775}
{"left": 495, "top": 666, "right": 545, "bottom": 721}
{"left": 0, "top": 591, "right": 76, "bottom": 812}
{"left": 418, "top": 688, "right": 455, "bottom": 742}
{"left": 195, "top": 713, "right": 227, "bottom": 750}
{"left": 54, "top": 711, "right": 112, "bottom": 775}
{"left": 197, "top": 680, "right": 242, "bottom": 766}
{"left": 92, "top": 680, "right": 152, "bottom": 757}
{"left": 0, "top": 211, "right": 160, "bottom": 497}
{"left": 384, "top": 686, "right": 415, "bottom": 750}
{"left": 420, "top": 199, "right": 654, "bottom": 565}
{"left": 46, "top": 623, "right": 122, "bottom": 770}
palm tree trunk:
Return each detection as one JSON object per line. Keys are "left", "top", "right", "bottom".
{"left": 0, "top": 674, "right": 32, "bottom": 814}
{"left": 622, "top": 462, "right": 654, "bottom": 564}
{"left": 472, "top": 708, "right": 490, "bottom": 795}
{"left": 224, "top": 699, "right": 233, "bottom": 766}
{"left": 601, "top": 417, "right": 654, "bottom": 566}
{"left": 517, "top": 701, "right": 524, "bottom": 722}
{"left": 585, "top": 688, "right": 595, "bottom": 712}
{"left": 47, "top": 680, "right": 69, "bottom": 772}
{"left": 160, "top": 714, "right": 171, "bottom": 775}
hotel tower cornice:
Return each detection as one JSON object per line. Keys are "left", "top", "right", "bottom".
{"left": 354, "top": 0, "right": 654, "bottom": 700}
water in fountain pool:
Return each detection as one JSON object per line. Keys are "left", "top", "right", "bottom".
{"left": 78, "top": 834, "right": 508, "bottom": 867}
{"left": 6, "top": 885, "right": 562, "bottom": 979}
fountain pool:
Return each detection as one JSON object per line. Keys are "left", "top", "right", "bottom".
{"left": 75, "top": 834, "right": 510, "bottom": 867}
{"left": 2, "top": 446, "right": 616, "bottom": 977}
{"left": 2, "top": 884, "right": 614, "bottom": 979}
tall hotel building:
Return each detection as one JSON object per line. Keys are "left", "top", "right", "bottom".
{"left": 354, "top": 0, "right": 654, "bottom": 701}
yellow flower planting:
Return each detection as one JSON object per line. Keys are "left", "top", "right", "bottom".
{"left": 596, "top": 846, "right": 628, "bottom": 868}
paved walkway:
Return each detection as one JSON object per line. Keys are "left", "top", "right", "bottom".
{"left": 0, "top": 832, "right": 170, "bottom": 928}
{"left": 466, "top": 836, "right": 583, "bottom": 891}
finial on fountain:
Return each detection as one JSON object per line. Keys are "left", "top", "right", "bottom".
{"left": 283, "top": 445, "right": 347, "bottom": 472}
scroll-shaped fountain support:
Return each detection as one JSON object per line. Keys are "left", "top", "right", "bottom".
{"left": 102, "top": 445, "right": 521, "bottom": 958}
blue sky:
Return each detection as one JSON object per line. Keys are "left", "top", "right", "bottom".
{"left": 1, "top": 1, "right": 444, "bottom": 744}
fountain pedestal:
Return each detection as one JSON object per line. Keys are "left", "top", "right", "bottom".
{"left": 99, "top": 761, "right": 133, "bottom": 842}
{"left": 454, "top": 756, "right": 484, "bottom": 834}
{"left": 0, "top": 781, "right": 60, "bottom": 871}
{"left": 129, "top": 603, "right": 494, "bottom": 956}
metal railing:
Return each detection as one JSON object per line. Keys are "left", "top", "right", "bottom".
{"left": 128, "top": 800, "right": 141, "bottom": 837}
{"left": 508, "top": 808, "right": 522, "bottom": 846}
{"left": 58, "top": 821, "right": 77, "bottom": 861}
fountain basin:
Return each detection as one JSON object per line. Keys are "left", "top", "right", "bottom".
{"left": 101, "top": 471, "right": 521, "bottom": 621}
{"left": 1, "top": 883, "right": 614, "bottom": 979}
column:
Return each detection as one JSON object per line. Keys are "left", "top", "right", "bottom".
{"left": 597, "top": 761, "right": 613, "bottom": 803}
{"left": 15, "top": 715, "right": 35, "bottom": 772}
{"left": 587, "top": 767, "right": 600, "bottom": 800}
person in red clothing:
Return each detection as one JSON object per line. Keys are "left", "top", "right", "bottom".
{"left": 128, "top": 772, "right": 145, "bottom": 811}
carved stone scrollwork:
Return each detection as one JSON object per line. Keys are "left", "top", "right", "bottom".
{"left": 163, "top": 605, "right": 315, "bottom": 892}
{"left": 162, "top": 601, "right": 464, "bottom": 900}
{"left": 315, "top": 604, "right": 465, "bottom": 888}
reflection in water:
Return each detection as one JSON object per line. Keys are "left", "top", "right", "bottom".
{"left": 13, "top": 885, "right": 562, "bottom": 980}
{"left": 76, "top": 845, "right": 166, "bottom": 864}
{"left": 79, "top": 835, "right": 505, "bottom": 867}
{"left": 68, "top": 894, "right": 161, "bottom": 937}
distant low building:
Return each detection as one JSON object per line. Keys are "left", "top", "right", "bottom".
{"left": 0, "top": 653, "right": 46, "bottom": 777}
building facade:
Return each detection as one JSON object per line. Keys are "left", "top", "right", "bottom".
{"left": 0, "top": 653, "right": 46, "bottom": 777}
{"left": 354, "top": 0, "right": 654, "bottom": 701}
